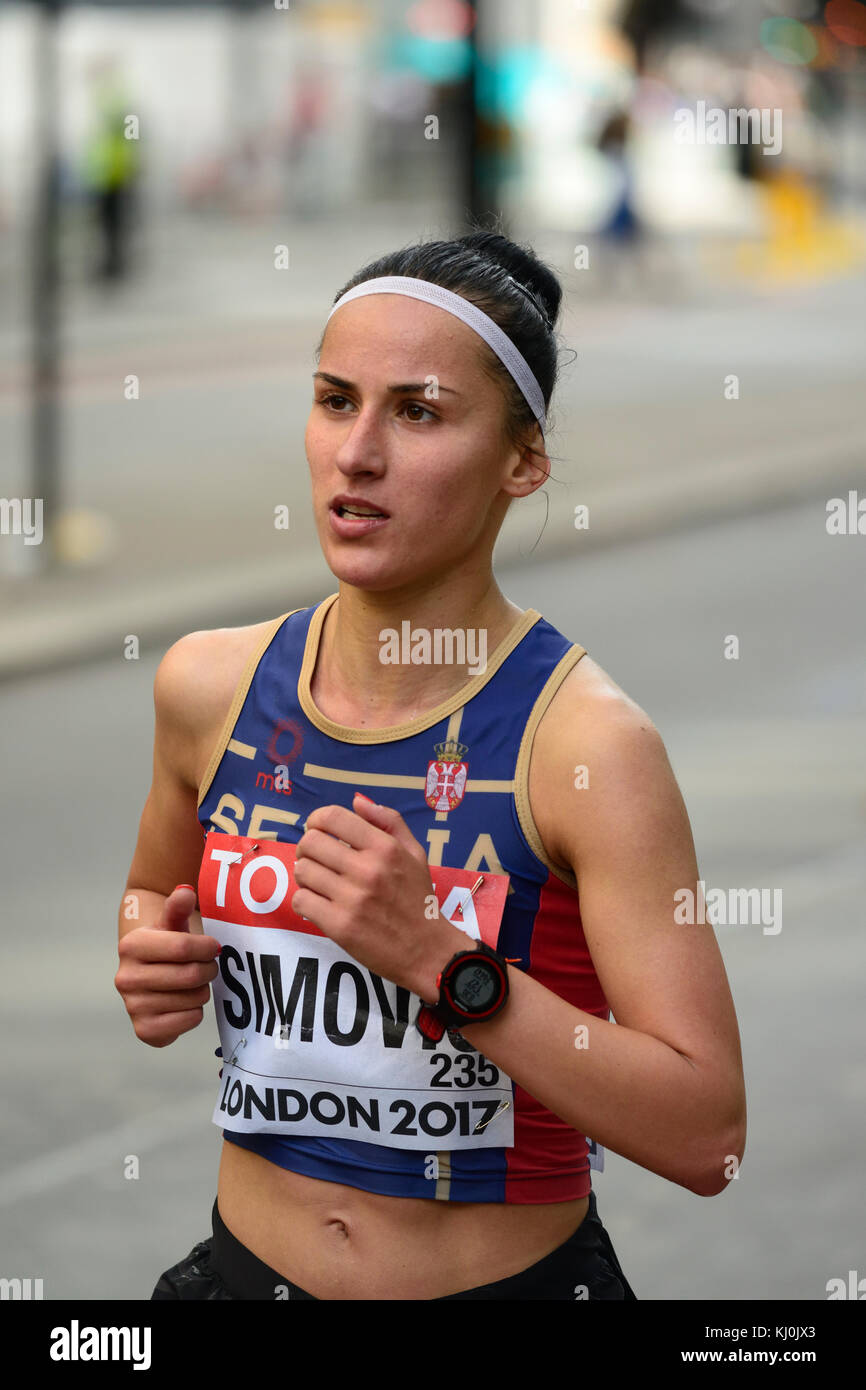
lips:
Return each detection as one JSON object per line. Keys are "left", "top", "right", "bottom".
{"left": 330, "top": 493, "right": 390, "bottom": 518}
{"left": 328, "top": 499, "right": 390, "bottom": 539}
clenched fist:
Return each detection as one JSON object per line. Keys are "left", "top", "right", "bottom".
{"left": 115, "top": 885, "right": 221, "bottom": 1048}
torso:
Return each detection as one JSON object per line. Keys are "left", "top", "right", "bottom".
{"left": 187, "top": 607, "right": 613, "bottom": 1299}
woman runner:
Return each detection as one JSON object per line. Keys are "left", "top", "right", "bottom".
{"left": 116, "top": 227, "right": 746, "bottom": 1301}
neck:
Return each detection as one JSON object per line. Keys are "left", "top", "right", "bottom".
{"left": 314, "top": 573, "right": 524, "bottom": 722}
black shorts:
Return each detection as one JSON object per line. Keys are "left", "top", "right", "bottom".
{"left": 150, "top": 1188, "right": 638, "bottom": 1301}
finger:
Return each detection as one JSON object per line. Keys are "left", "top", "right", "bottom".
{"left": 121, "top": 928, "right": 221, "bottom": 964}
{"left": 125, "top": 985, "right": 212, "bottom": 1014}
{"left": 154, "top": 884, "right": 198, "bottom": 932}
{"left": 164, "top": 1009, "right": 205, "bottom": 1038}
{"left": 295, "top": 826, "right": 354, "bottom": 876}
{"left": 351, "top": 792, "right": 427, "bottom": 858}
{"left": 118, "top": 959, "right": 219, "bottom": 992}
{"left": 291, "top": 886, "right": 338, "bottom": 938}
{"left": 302, "top": 801, "right": 381, "bottom": 852}
{"left": 137, "top": 1009, "right": 204, "bottom": 1045}
{"left": 293, "top": 855, "right": 339, "bottom": 902}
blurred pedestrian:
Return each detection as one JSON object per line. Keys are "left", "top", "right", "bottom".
{"left": 81, "top": 57, "right": 141, "bottom": 282}
{"left": 596, "top": 108, "right": 647, "bottom": 295}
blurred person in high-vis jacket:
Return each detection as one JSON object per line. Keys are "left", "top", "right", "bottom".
{"left": 82, "top": 57, "right": 141, "bottom": 282}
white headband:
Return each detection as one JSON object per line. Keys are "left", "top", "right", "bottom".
{"left": 325, "top": 275, "right": 547, "bottom": 433}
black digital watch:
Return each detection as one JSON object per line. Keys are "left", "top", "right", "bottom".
{"left": 415, "top": 939, "right": 510, "bottom": 1042}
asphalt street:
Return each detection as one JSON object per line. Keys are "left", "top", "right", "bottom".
{"left": 1, "top": 213, "right": 864, "bottom": 674}
{"left": 0, "top": 487, "right": 863, "bottom": 1301}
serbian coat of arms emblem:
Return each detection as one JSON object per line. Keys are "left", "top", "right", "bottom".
{"left": 425, "top": 740, "right": 468, "bottom": 812}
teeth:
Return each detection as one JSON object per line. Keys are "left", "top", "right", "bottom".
{"left": 340, "top": 506, "right": 383, "bottom": 517}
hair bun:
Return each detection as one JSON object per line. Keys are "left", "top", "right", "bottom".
{"left": 458, "top": 230, "right": 560, "bottom": 331}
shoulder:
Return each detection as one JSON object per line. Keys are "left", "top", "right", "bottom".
{"left": 153, "top": 614, "right": 289, "bottom": 790}
{"left": 527, "top": 651, "right": 678, "bottom": 878}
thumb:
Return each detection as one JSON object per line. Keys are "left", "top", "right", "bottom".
{"left": 155, "top": 883, "right": 197, "bottom": 932}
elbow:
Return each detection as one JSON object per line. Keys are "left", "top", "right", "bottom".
{"left": 685, "top": 1120, "right": 747, "bottom": 1197}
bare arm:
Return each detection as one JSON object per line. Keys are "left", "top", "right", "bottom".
{"left": 459, "top": 676, "right": 747, "bottom": 1197}
{"left": 115, "top": 632, "right": 224, "bottom": 1044}
{"left": 118, "top": 632, "right": 218, "bottom": 933}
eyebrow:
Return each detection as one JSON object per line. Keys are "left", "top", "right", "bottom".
{"left": 312, "top": 371, "right": 461, "bottom": 396}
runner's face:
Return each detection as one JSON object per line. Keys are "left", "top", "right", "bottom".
{"left": 305, "top": 295, "right": 536, "bottom": 591}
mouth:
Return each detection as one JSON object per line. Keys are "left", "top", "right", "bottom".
{"left": 332, "top": 503, "right": 388, "bottom": 519}
{"left": 328, "top": 499, "right": 390, "bottom": 537}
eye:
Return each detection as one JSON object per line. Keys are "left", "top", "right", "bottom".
{"left": 318, "top": 392, "right": 352, "bottom": 412}
{"left": 401, "top": 401, "right": 438, "bottom": 423}
{"left": 316, "top": 394, "right": 438, "bottom": 423}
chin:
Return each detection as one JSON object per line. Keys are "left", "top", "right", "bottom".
{"left": 317, "top": 517, "right": 444, "bottom": 593}
{"left": 323, "top": 549, "right": 427, "bottom": 594}
{"left": 326, "top": 563, "right": 405, "bottom": 592}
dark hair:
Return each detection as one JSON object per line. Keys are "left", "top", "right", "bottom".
{"left": 318, "top": 217, "right": 564, "bottom": 475}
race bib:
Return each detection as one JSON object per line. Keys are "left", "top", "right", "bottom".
{"left": 199, "top": 832, "right": 515, "bottom": 1150}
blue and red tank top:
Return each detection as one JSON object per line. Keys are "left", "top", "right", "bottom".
{"left": 196, "top": 593, "right": 610, "bottom": 1204}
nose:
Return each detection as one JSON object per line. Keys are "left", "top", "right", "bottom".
{"left": 333, "top": 403, "right": 387, "bottom": 478}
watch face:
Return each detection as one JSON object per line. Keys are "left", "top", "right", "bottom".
{"left": 452, "top": 960, "right": 498, "bottom": 1012}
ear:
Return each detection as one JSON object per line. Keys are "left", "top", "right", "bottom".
{"left": 505, "top": 426, "right": 550, "bottom": 499}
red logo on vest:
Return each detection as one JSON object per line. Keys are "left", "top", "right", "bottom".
{"left": 425, "top": 740, "right": 468, "bottom": 812}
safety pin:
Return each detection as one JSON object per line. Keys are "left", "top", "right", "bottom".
{"left": 473, "top": 1098, "right": 511, "bottom": 1134}
{"left": 227, "top": 1037, "right": 247, "bottom": 1067}
{"left": 459, "top": 874, "right": 484, "bottom": 913}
